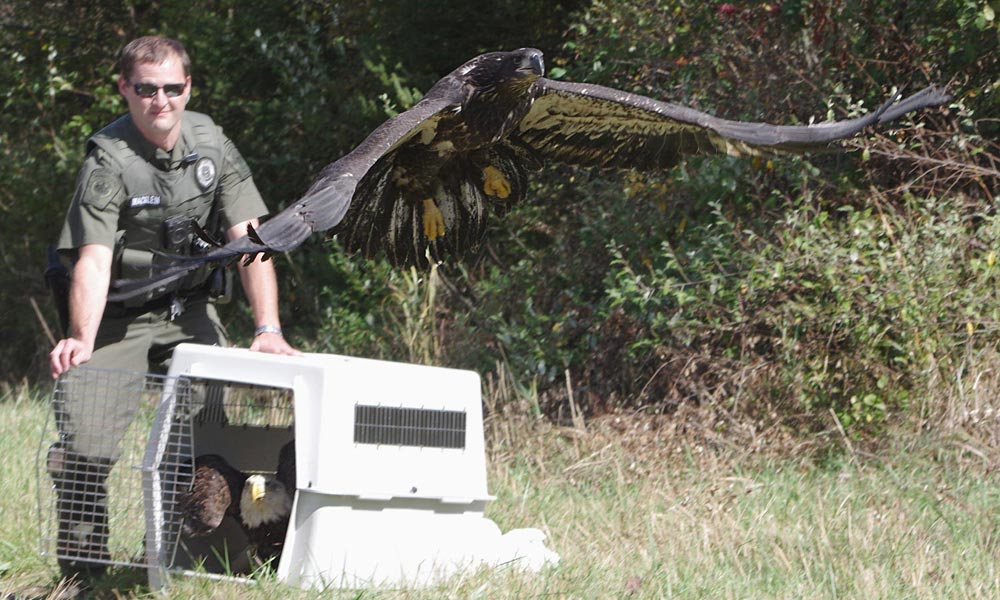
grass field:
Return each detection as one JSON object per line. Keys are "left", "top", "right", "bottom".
{"left": 2, "top": 385, "right": 999, "bottom": 599}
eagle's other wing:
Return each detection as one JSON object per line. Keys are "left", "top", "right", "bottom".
{"left": 108, "top": 81, "right": 465, "bottom": 302}
{"left": 518, "top": 78, "right": 952, "bottom": 169}
{"left": 178, "top": 453, "right": 247, "bottom": 537}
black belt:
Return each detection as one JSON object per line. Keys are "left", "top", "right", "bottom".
{"left": 104, "top": 291, "right": 209, "bottom": 319}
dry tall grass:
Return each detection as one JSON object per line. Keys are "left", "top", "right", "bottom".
{"left": 4, "top": 360, "right": 1000, "bottom": 598}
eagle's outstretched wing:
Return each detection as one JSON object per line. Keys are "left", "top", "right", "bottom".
{"left": 518, "top": 78, "right": 952, "bottom": 169}
{"left": 108, "top": 78, "right": 466, "bottom": 301}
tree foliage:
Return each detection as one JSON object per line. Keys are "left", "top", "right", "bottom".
{"left": 2, "top": 1, "right": 998, "bottom": 442}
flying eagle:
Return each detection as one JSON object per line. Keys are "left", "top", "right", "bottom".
{"left": 109, "top": 48, "right": 951, "bottom": 300}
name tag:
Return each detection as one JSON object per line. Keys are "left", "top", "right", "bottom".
{"left": 129, "top": 195, "right": 162, "bottom": 208}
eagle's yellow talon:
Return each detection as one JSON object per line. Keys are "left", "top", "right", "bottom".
{"left": 482, "top": 165, "right": 511, "bottom": 199}
{"left": 422, "top": 198, "right": 446, "bottom": 241}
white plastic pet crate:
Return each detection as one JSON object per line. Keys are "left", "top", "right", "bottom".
{"left": 39, "top": 344, "right": 557, "bottom": 590}
{"left": 159, "top": 343, "right": 556, "bottom": 589}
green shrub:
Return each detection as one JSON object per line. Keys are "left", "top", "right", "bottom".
{"left": 3, "top": 0, "right": 997, "bottom": 446}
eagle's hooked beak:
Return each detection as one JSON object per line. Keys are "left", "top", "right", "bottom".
{"left": 517, "top": 50, "right": 544, "bottom": 78}
{"left": 248, "top": 474, "right": 266, "bottom": 503}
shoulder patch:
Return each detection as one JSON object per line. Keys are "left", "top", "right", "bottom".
{"left": 81, "top": 168, "right": 120, "bottom": 208}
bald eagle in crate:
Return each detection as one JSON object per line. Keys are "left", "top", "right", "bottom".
{"left": 109, "top": 48, "right": 950, "bottom": 300}
{"left": 178, "top": 450, "right": 293, "bottom": 566}
{"left": 240, "top": 441, "right": 295, "bottom": 565}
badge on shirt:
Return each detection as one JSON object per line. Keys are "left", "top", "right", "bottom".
{"left": 195, "top": 157, "right": 217, "bottom": 191}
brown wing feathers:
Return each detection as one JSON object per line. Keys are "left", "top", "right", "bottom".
{"left": 519, "top": 78, "right": 951, "bottom": 169}
{"left": 178, "top": 454, "right": 246, "bottom": 537}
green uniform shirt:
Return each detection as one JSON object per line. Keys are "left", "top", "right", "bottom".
{"left": 58, "top": 113, "right": 268, "bottom": 254}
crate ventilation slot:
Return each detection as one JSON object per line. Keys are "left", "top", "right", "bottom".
{"left": 353, "top": 405, "right": 466, "bottom": 449}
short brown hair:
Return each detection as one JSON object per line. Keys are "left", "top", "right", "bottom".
{"left": 118, "top": 36, "right": 191, "bottom": 80}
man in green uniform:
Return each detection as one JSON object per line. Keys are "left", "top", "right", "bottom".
{"left": 47, "top": 36, "right": 299, "bottom": 583}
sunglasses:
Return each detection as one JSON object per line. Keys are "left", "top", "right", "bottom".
{"left": 132, "top": 82, "right": 187, "bottom": 98}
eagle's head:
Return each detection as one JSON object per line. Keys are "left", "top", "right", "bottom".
{"left": 239, "top": 474, "right": 292, "bottom": 528}
{"left": 511, "top": 47, "right": 544, "bottom": 80}
{"left": 464, "top": 48, "right": 544, "bottom": 93}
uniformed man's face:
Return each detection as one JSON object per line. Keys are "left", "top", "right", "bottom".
{"left": 117, "top": 54, "right": 191, "bottom": 150}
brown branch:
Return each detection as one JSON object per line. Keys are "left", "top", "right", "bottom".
{"left": 29, "top": 295, "right": 56, "bottom": 347}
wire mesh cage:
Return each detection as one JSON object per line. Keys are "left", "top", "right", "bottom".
{"left": 38, "top": 367, "right": 194, "bottom": 570}
{"left": 37, "top": 366, "right": 296, "bottom": 578}
{"left": 188, "top": 377, "right": 295, "bottom": 430}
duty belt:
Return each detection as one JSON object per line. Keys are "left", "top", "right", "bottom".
{"left": 104, "top": 290, "right": 210, "bottom": 320}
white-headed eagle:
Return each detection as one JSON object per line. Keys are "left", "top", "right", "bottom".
{"left": 239, "top": 473, "right": 292, "bottom": 565}
{"left": 177, "top": 447, "right": 294, "bottom": 566}
{"left": 239, "top": 440, "right": 295, "bottom": 565}
{"left": 109, "top": 48, "right": 951, "bottom": 300}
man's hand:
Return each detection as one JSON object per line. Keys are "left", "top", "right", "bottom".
{"left": 50, "top": 337, "right": 94, "bottom": 379}
{"left": 249, "top": 331, "right": 301, "bottom": 356}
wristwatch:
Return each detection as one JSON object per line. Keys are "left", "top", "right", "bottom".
{"left": 253, "top": 325, "right": 283, "bottom": 337}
